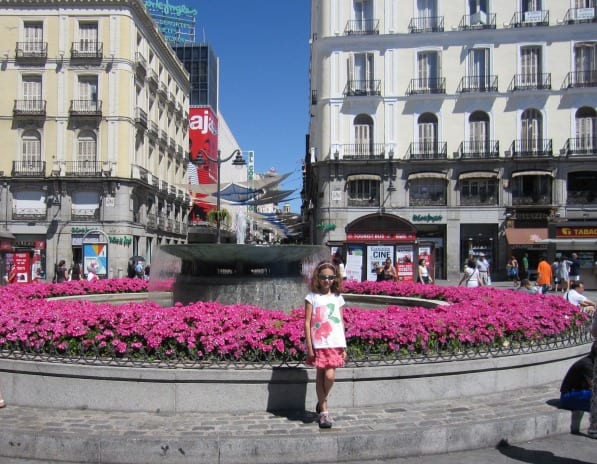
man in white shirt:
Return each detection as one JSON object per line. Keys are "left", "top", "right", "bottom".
{"left": 476, "top": 253, "right": 490, "bottom": 286}
{"left": 564, "top": 281, "right": 596, "bottom": 314}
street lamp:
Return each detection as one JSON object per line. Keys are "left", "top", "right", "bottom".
{"left": 195, "top": 149, "right": 246, "bottom": 244}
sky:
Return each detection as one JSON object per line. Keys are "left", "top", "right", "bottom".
{"left": 191, "top": 1, "right": 311, "bottom": 213}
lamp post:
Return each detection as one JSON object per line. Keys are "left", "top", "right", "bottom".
{"left": 195, "top": 149, "right": 246, "bottom": 244}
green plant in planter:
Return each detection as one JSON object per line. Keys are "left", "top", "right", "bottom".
{"left": 207, "top": 208, "right": 230, "bottom": 226}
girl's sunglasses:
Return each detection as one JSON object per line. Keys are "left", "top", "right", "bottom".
{"left": 318, "top": 275, "right": 335, "bottom": 281}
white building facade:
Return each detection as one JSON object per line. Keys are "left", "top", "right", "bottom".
{"left": 305, "top": 0, "right": 597, "bottom": 283}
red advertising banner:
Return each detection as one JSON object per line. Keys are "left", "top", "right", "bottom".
{"left": 346, "top": 232, "right": 416, "bottom": 242}
{"left": 396, "top": 245, "right": 414, "bottom": 282}
{"left": 188, "top": 106, "right": 218, "bottom": 184}
{"left": 13, "top": 252, "right": 31, "bottom": 283}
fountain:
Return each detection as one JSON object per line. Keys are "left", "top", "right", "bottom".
{"left": 148, "top": 244, "right": 330, "bottom": 310}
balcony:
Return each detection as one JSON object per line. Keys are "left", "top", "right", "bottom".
{"left": 69, "top": 100, "right": 102, "bottom": 118}
{"left": 158, "top": 83, "right": 168, "bottom": 98}
{"left": 70, "top": 41, "right": 103, "bottom": 60}
{"left": 159, "top": 130, "right": 168, "bottom": 146}
{"left": 169, "top": 185, "right": 177, "bottom": 198}
{"left": 135, "top": 52, "right": 147, "bottom": 75}
{"left": 64, "top": 160, "right": 102, "bottom": 176}
{"left": 506, "top": 139, "right": 553, "bottom": 158}
{"left": 456, "top": 75, "right": 498, "bottom": 93}
{"left": 409, "top": 194, "right": 446, "bottom": 207}
{"left": 336, "top": 143, "right": 385, "bottom": 160}
{"left": 507, "top": 73, "right": 551, "bottom": 91}
{"left": 15, "top": 41, "right": 47, "bottom": 61}
{"left": 461, "top": 194, "right": 498, "bottom": 207}
{"left": 160, "top": 180, "right": 169, "bottom": 194}
{"left": 567, "top": 190, "right": 597, "bottom": 205}
{"left": 147, "top": 69, "right": 158, "bottom": 89}
{"left": 406, "top": 77, "right": 446, "bottom": 95}
{"left": 563, "top": 7, "right": 596, "bottom": 24}
{"left": 458, "top": 12, "right": 496, "bottom": 30}
{"left": 148, "top": 121, "right": 158, "bottom": 140}
{"left": 510, "top": 10, "right": 549, "bottom": 27}
{"left": 512, "top": 194, "right": 552, "bottom": 206}
{"left": 408, "top": 16, "right": 444, "bottom": 33}
{"left": 344, "top": 19, "right": 380, "bottom": 35}
{"left": 455, "top": 140, "right": 499, "bottom": 159}
{"left": 560, "top": 137, "right": 597, "bottom": 157}
{"left": 147, "top": 213, "right": 157, "bottom": 229}
{"left": 406, "top": 142, "right": 448, "bottom": 160}
{"left": 135, "top": 107, "right": 147, "bottom": 129}
{"left": 562, "top": 70, "right": 597, "bottom": 89}
{"left": 343, "top": 79, "right": 381, "bottom": 97}
{"left": 71, "top": 207, "right": 99, "bottom": 220}
{"left": 12, "top": 160, "right": 45, "bottom": 177}
{"left": 13, "top": 99, "right": 46, "bottom": 118}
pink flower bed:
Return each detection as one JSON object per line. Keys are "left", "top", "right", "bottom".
{"left": 0, "top": 279, "right": 589, "bottom": 362}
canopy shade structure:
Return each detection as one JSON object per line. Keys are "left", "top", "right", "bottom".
{"left": 504, "top": 228, "right": 548, "bottom": 245}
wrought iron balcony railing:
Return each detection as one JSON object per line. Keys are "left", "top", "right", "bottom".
{"left": 70, "top": 41, "right": 103, "bottom": 60}
{"left": 12, "top": 207, "right": 46, "bottom": 220}
{"left": 567, "top": 190, "right": 597, "bottom": 205}
{"left": 409, "top": 195, "right": 446, "bottom": 207}
{"left": 563, "top": 7, "right": 596, "bottom": 24}
{"left": 13, "top": 99, "right": 46, "bottom": 117}
{"left": 406, "top": 142, "right": 447, "bottom": 160}
{"left": 506, "top": 139, "right": 553, "bottom": 158}
{"left": 562, "top": 70, "right": 597, "bottom": 89}
{"left": 343, "top": 79, "right": 381, "bottom": 97}
{"left": 148, "top": 70, "right": 159, "bottom": 88}
{"left": 336, "top": 143, "right": 385, "bottom": 160}
{"left": 12, "top": 160, "right": 45, "bottom": 176}
{"left": 508, "top": 73, "right": 551, "bottom": 91}
{"left": 406, "top": 77, "right": 446, "bottom": 95}
{"left": 64, "top": 161, "right": 102, "bottom": 176}
{"left": 510, "top": 10, "right": 549, "bottom": 27}
{"left": 69, "top": 100, "right": 102, "bottom": 117}
{"left": 560, "top": 137, "right": 597, "bottom": 157}
{"left": 135, "top": 52, "right": 147, "bottom": 72}
{"left": 512, "top": 194, "right": 552, "bottom": 206}
{"left": 344, "top": 19, "right": 380, "bottom": 35}
{"left": 135, "top": 107, "right": 147, "bottom": 128}
{"left": 408, "top": 16, "right": 444, "bottom": 33}
{"left": 458, "top": 12, "right": 496, "bottom": 30}
{"left": 456, "top": 75, "right": 498, "bottom": 93}
{"left": 71, "top": 208, "right": 100, "bottom": 220}
{"left": 148, "top": 121, "right": 159, "bottom": 139}
{"left": 455, "top": 140, "right": 499, "bottom": 159}
{"left": 15, "top": 41, "right": 48, "bottom": 60}
{"left": 460, "top": 194, "right": 498, "bottom": 206}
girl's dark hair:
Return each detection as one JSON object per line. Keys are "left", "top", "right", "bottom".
{"left": 309, "top": 261, "right": 342, "bottom": 294}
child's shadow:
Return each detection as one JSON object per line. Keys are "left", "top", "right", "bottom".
{"left": 497, "top": 439, "right": 593, "bottom": 464}
{"left": 265, "top": 367, "right": 318, "bottom": 424}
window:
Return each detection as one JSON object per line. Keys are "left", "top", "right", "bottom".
{"left": 567, "top": 172, "right": 597, "bottom": 204}
{"left": 21, "top": 130, "right": 41, "bottom": 163}
{"left": 78, "top": 22, "right": 98, "bottom": 52}
{"left": 575, "top": 0, "right": 595, "bottom": 7}
{"left": 468, "top": 48, "right": 490, "bottom": 89}
{"left": 521, "top": 108, "right": 542, "bottom": 152}
{"left": 352, "top": 0, "right": 373, "bottom": 33}
{"left": 409, "top": 179, "right": 446, "bottom": 206}
{"left": 21, "top": 75, "right": 42, "bottom": 112}
{"left": 418, "top": 113, "right": 438, "bottom": 154}
{"left": 77, "top": 130, "right": 97, "bottom": 173}
{"left": 72, "top": 191, "right": 100, "bottom": 218}
{"left": 418, "top": 0, "right": 437, "bottom": 21}
{"left": 511, "top": 175, "right": 551, "bottom": 204}
{"left": 574, "top": 42, "right": 597, "bottom": 84}
{"left": 469, "top": 0, "right": 488, "bottom": 15}
{"left": 348, "top": 53, "right": 375, "bottom": 94}
{"left": 469, "top": 111, "right": 490, "bottom": 152}
{"left": 522, "top": 0, "right": 542, "bottom": 13}
{"left": 576, "top": 107, "right": 597, "bottom": 150}
{"left": 461, "top": 179, "right": 497, "bottom": 205}
{"left": 347, "top": 178, "right": 379, "bottom": 207}
{"left": 354, "top": 114, "right": 373, "bottom": 157}
{"left": 520, "top": 46, "right": 541, "bottom": 86}
{"left": 418, "top": 51, "right": 441, "bottom": 90}
{"left": 23, "top": 22, "right": 43, "bottom": 53}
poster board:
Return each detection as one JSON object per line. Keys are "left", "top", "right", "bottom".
{"left": 366, "top": 245, "right": 393, "bottom": 281}
{"left": 396, "top": 245, "right": 414, "bottom": 282}
{"left": 345, "top": 244, "right": 363, "bottom": 281}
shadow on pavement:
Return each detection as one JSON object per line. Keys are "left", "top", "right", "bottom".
{"left": 496, "top": 439, "right": 594, "bottom": 464}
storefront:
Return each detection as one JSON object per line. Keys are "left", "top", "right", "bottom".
{"left": 461, "top": 224, "right": 499, "bottom": 273}
{"left": 504, "top": 227, "right": 548, "bottom": 278}
{"left": 4, "top": 235, "right": 46, "bottom": 283}
{"left": 338, "top": 213, "right": 421, "bottom": 282}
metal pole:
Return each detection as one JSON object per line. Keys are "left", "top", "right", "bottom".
{"left": 216, "top": 150, "right": 222, "bottom": 244}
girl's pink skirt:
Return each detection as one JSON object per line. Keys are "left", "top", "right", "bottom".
{"left": 307, "top": 348, "right": 345, "bottom": 368}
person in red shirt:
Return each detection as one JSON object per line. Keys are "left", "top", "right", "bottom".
{"left": 536, "top": 255, "right": 553, "bottom": 294}
{"left": 7, "top": 263, "right": 17, "bottom": 284}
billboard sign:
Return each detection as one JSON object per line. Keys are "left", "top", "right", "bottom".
{"left": 188, "top": 106, "right": 218, "bottom": 184}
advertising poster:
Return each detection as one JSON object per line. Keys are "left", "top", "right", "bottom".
{"left": 345, "top": 244, "right": 363, "bottom": 281}
{"left": 188, "top": 106, "right": 218, "bottom": 184}
{"left": 396, "top": 245, "right": 414, "bottom": 282}
{"left": 13, "top": 251, "right": 31, "bottom": 283}
{"left": 366, "top": 245, "right": 393, "bottom": 281}
{"left": 83, "top": 243, "right": 108, "bottom": 278}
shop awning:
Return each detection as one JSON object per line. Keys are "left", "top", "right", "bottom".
{"left": 511, "top": 170, "right": 554, "bottom": 178}
{"left": 0, "top": 230, "right": 15, "bottom": 240}
{"left": 459, "top": 171, "right": 498, "bottom": 180}
{"left": 534, "top": 238, "right": 597, "bottom": 249}
{"left": 407, "top": 172, "right": 447, "bottom": 181}
{"left": 504, "top": 228, "right": 548, "bottom": 245}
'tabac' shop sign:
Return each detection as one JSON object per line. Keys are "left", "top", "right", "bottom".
{"left": 346, "top": 232, "right": 416, "bottom": 242}
{"left": 557, "top": 227, "right": 597, "bottom": 238}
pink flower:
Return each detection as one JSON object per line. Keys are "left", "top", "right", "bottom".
{"left": 311, "top": 304, "right": 333, "bottom": 344}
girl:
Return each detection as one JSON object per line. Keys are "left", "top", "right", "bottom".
{"left": 458, "top": 258, "right": 481, "bottom": 288}
{"left": 418, "top": 258, "right": 432, "bottom": 284}
{"left": 304, "top": 261, "right": 347, "bottom": 429}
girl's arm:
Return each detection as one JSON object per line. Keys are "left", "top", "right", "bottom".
{"left": 340, "top": 304, "right": 347, "bottom": 359}
{"left": 304, "top": 301, "right": 314, "bottom": 361}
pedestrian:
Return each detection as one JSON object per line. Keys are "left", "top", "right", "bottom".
{"left": 54, "top": 260, "right": 68, "bottom": 283}
{"left": 521, "top": 252, "right": 530, "bottom": 280}
{"left": 381, "top": 257, "right": 398, "bottom": 282}
{"left": 563, "top": 281, "right": 596, "bottom": 315}
{"left": 560, "top": 342, "right": 596, "bottom": 434}
{"left": 569, "top": 252, "right": 581, "bottom": 283}
{"left": 476, "top": 253, "right": 490, "bottom": 286}
{"left": 332, "top": 251, "right": 347, "bottom": 280}
{"left": 304, "top": 261, "right": 347, "bottom": 429}
{"left": 536, "top": 255, "right": 553, "bottom": 294}
{"left": 69, "top": 262, "right": 82, "bottom": 281}
{"left": 417, "top": 258, "right": 432, "bottom": 284}
{"left": 507, "top": 256, "right": 519, "bottom": 287}
{"left": 517, "top": 278, "right": 539, "bottom": 295}
{"left": 458, "top": 258, "right": 480, "bottom": 288}
{"left": 7, "top": 263, "right": 17, "bottom": 284}
{"left": 134, "top": 260, "right": 144, "bottom": 279}
{"left": 144, "top": 264, "right": 150, "bottom": 280}
{"left": 86, "top": 261, "right": 99, "bottom": 281}
{"left": 588, "top": 317, "right": 597, "bottom": 439}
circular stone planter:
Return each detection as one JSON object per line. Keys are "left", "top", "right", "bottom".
{"left": 0, "top": 292, "right": 589, "bottom": 413}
